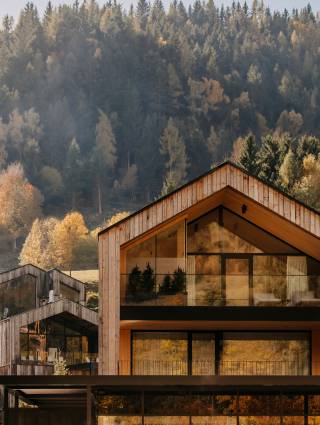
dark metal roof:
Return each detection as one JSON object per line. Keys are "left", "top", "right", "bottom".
{"left": 98, "top": 160, "right": 320, "bottom": 237}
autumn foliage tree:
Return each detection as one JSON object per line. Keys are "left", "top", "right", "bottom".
{"left": 51, "top": 212, "right": 90, "bottom": 270}
{"left": 20, "top": 211, "right": 98, "bottom": 270}
{"left": 19, "top": 217, "right": 59, "bottom": 268}
{"left": 0, "top": 163, "right": 42, "bottom": 250}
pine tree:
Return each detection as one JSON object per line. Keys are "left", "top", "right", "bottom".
{"left": 94, "top": 110, "right": 117, "bottom": 214}
{"left": 64, "top": 138, "right": 82, "bottom": 208}
{"left": 238, "top": 134, "right": 259, "bottom": 176}
{"left": 258, "top": 135, "right": 281, "bottom": 183}
{"left": 160, "top": 118, "right": 188, "bottom": 193}
{"left": 136, "top": 0, "right": 150, "bottom": 30}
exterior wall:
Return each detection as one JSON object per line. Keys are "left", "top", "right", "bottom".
{"left": 119, "top": 329, "right": 131, "bottom": 375}
{"left": 0, "top": 265, "right": 86, "bottom": 309}
{"left": 0, "top": 299, "right": 98, "bottom": 372}
{"left": 50, "top": 269, "right": 85, "bottom": 302}
{"left": 99, "top": 163, "right": 320, "bottom": 374}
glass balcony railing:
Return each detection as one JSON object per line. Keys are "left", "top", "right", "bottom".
{"left": 121, "top": 274, "right": 320, "bottom": 307}
{"left": 118, "top": 360, "right": 310, "bottom": 376}
{"left": 19, "top": 351, "right": 98, "bottom": 365}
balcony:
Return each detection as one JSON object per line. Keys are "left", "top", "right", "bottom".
{"left": 117, "top": 360, "right": 310, "bottom": 376}
{"left": 19, "top": 351, "right": 98, "bottom": 366}
{"left": 121, "top": 273, "right": 320, "bottom": 307}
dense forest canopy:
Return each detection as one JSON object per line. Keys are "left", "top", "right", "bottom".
{"left": 1, "top": 0, "right": 320, "bottom": 269}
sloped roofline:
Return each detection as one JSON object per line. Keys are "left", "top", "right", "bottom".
{"left": 0, "top": 263, "right": 85, "bottom": 286}
{"left": 98, "top": 160, "right": 320, "bottom": 237}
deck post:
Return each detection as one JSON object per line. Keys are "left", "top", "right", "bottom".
{"left": 86, "top": 385, "right": 92, "bottom": 425}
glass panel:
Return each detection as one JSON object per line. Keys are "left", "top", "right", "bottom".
{"left": 309, "top": 418, "right": 320, "bottom": 424}
{"left": 126, "top": 237, "right": 156, "bottom": 273}
{"left": 144, "top": 418, "right": 189, "bottom": 425}
{"left": 192, "top": 334, "right": 215, "bottom": 375}
{"left": 214, "top": 395, "right": 238, "bottom": 415}
{"left": 282, "top": 417, "right": 304, "bottom": 425}
{"left": 238, "top": 396, "right": 282, "bottom": 415}
{"left": 132, "top": 332, "right": 188, "bottom": 375}
{"left": 220, "top": 333, "right": 309, "bottom": 376}
{"left": 124, "top": 221, "right": 186, "bottom": 305}
{"left": 156, "top": 222, "right": 185, "bottom": 275}
{"left": 20, "top": 333, "right": 29, "bottom": 360}
{"left": 187, "top": 210, "right": 220, "bottom": 253}
{"left": 192, "top": 419, "right": 237, "bottom": 425}
{"left": 226, "top": 259, "right": 249, "bottom": 306}
{"left": 309, "top": 396, "right": 320, "bottom": 415}
{"left": 60, "top": 283, "right": 80, "bottom": 302}
{"left": 0, "top": 274, "right": 36, "bottom": 318}
{"left": 187, "top": 208, "right": 298, "bottom": 254}
{"left": 189, "top": 394, "right": 213, "bottom": 415}
{"left": 98, "top": 417, "right": 142, "bottom": 425}
{"left": 187, "top": 256, "right": 221, "bottom": 306}
{"left": 144, "top": 393, "right": 189, "bottom": 415}
{"left": 97, "top": 393, "right": 142, "bottom": 415}
{"left": 66, "top": 337, "right": 82, "bottom": 364}
{"left": 239, "top": 418, "right": 280, "bottom": 425}
{"left": 282, "top": 395, "right": 305, "bottom": 415}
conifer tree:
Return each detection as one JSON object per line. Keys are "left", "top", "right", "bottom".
{"left": 160, "top": 118, "right": 188, "bottom": 193}
{"left": 94, "top": 110, "right": 117, "bottom": 214}
{"left": 258, "top": 135, "right": 281, "bottom": 183}
{"left": 238, "top": 134, "right": 259, "bottom": 176}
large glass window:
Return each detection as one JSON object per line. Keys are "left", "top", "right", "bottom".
{"left": 122, "top": 206, "right": 320, "bottom": 307}
{"left": 187, "top": 208, "right": 299, "bottom": 254}
{"left": 124, "top": 222, "right": 186, "bottom": 304}
{"left": 220, "top": 332, "right": 309, "bottom": 376}
{"left": 97, "top": 393, "right": 316, "bottom": 423}
{"left": 192, "top": 333, "right": 215, "bottom": 376}
{"left": 0, "top": 274, "right": 36, "bottom": 318}
{"left": 132, "top": 331, "right": 309, "bottom": 376}
{"left": 60, "top": 283, "right": 80, "bottom": 303}
{"left": 19, "top": 318, "right": 94, "bottom": 364}
{"left": 132, "top": 332, "right": 188, "bottom": 375}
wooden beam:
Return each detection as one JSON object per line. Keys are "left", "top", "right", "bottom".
{"left": 86, "top": 385, "right": 92, "bottom": 425}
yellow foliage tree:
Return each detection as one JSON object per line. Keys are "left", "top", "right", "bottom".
{"left": 51, "top": 212, "right": 89, "bottom": 269}
{"left": 293, "top": 154, "right": 320, "bottom": 210}
{"left": 0, "top": 163, "right": 43, "bottom": 250}
{"left": 19, "top": 217, "right": 59, "bottom": 269}
{"left": 107, "top": 211, "right": 130, "bottom": 227}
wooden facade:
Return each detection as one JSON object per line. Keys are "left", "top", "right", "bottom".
{"left": 0, "top": 299, "right": 98, "bottom": 374}
{"left": 98, "top": 161, "right": 320, "bottom": 374}
{"left": 0, "top": 265, "right": 98, "bottom": 376}
{"left": 0, "top": 264, "right": 86, "bottom": 307}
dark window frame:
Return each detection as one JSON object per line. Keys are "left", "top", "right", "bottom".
{"left": 130, "top": 330, "right": 312, "bottom": 377}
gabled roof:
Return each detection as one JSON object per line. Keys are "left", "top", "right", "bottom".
{"left": 98, "top": 160, "right": 320, "bottom": 239}
{"left": 0, "top": 264, "right": 85, "bottom": 286}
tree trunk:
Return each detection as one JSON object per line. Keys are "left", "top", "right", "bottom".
{"left": 13, "top": 237, "right": 17, "bottom": 252}
{"left": 98, "top": 179, "right": 102, "bottom": 215}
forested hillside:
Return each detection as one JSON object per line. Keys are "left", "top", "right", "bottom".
{"left": 1, "top": 0, "right": 320, "bottom": 269}
{"left": 1, "top": 0, "right": 320, "bottom": 209}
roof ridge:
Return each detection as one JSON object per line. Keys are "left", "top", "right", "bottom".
{"left": 98, "top": 160, "right": 320, "bottom": 236}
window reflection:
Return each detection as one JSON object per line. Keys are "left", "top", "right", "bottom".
{"left": 220, "top": 333, "right": 309, "bottom": 376}
{"left": 19, "top": 318, "right": 94, "bottom": 365}
{"left": 192, "top": 334, "right": 215, "bottom": 376}
{"left": 132, "top": 332, "right": 188, "bottom": 376}
{"left": 0, "top": 274, "right": 36, "bottom": 318}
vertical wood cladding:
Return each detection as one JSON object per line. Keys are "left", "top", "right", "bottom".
{"left": 98, "top": 163, "right": 320, "bottom": 374}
